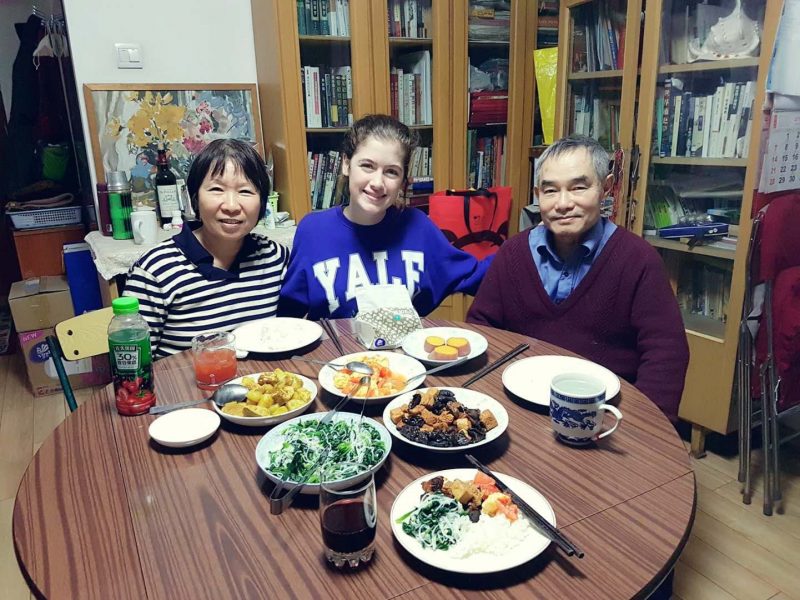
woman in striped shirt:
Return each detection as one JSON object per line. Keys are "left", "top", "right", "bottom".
{"left": 124, "top": 139, "right": 289, "bottom": 358}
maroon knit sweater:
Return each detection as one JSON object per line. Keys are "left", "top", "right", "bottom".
{"left": 467, "top": 227, "right": 690, "bottom": 423}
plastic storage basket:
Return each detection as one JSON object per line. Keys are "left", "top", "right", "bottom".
{"left": 8, "top": 206, "right": 82, "bottom": 230}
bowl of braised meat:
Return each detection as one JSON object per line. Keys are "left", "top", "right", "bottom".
{"left": 382, "top": 387, "right": 509, "bottom": 452}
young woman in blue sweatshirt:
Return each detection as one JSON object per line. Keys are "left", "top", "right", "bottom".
{"left": 279, "top": 114, "right": 491, "bottom": 320}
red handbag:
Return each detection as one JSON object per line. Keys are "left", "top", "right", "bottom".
{"left": 428, "top": 187, "right": 512, "bottom": 260}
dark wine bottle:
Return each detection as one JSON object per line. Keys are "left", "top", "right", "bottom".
{"left": 155, "top": 147, "right": 180, "bottom": 221}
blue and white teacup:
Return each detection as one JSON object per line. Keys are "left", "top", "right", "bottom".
{"left": 550, "top": 372, "right": 623, "bottom": 445}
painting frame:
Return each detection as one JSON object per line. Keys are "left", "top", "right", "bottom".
{"left": 83, "top": 83, "right": 263, "bottom": 200}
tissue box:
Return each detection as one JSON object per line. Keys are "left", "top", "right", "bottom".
{"left": 355, "top": 307, "right": 421, "bottom": 350}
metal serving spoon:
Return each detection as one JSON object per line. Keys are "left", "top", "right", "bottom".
{"left": 148, "top": 384, "right": 250, "bottom": 416}
{"left": 269, "top": 375, "right": 371, "bottom": 515}
{"left": 290, "top": 355, "right": 374, "bottom": 375}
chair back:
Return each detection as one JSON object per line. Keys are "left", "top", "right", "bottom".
{"left": 757, "top": 193, "right": 800, "bottom": 282}
{"left": 55, "top": 307, "right": 114, "bottom": 360}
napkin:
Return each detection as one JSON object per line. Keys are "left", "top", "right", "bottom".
{"left": 354, "top": 285, "right": 422, "bottom": 350}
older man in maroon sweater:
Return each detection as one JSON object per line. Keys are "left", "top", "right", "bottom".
{"left": 467, "top": 135, "right": 689, "bottom": 424}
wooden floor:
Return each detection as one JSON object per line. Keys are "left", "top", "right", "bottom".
{"left": 1, "top": 351, "right": 799, "bottom": 599}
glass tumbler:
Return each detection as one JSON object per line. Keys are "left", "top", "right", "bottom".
{"left": 319, "top": 462, "right": 377, "bottom": 568}
{"left": 191, "top": 331, "right": 237, "bottom": 390}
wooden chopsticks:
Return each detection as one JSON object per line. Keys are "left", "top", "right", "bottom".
{"left": 320, "top": 318, "right": 345, "bottom": 356}
{"left": 461, "top": 343, "right": 529, "bottom": 387}
{"left": 465, "top": 454, "right": 584, "bottom": 559}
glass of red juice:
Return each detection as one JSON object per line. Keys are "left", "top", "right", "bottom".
{"left": 191, "top": 331, "right": 237, "bottom": 390}
{"left": 319, "top": 462, "right": 377, "bottom": 568}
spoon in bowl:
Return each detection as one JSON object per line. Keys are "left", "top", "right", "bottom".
{"left": 148, "top": 383, "right": 250, "bottom": 416}
{"left": 290, "top": 356, "right": 374, "bottom": 375}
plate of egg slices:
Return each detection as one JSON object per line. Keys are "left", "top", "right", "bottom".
{"left": 401, "top": 327, "right": 489, "bottom": 366}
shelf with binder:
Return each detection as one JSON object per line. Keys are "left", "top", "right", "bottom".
{"left": 658, "top": 56, "right": 760, "bottom": 75}
{"left": 628, "top": 0, "right": 779, "bottom": 447}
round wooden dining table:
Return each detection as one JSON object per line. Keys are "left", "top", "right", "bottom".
{"left": 14, "top": 319, "right": 695, "bottom": 599}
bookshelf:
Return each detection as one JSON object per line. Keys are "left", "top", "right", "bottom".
{"left": 629, "top": 0, "right": 781, "bottom": 452}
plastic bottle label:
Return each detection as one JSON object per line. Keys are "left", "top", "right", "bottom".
{"left": 109, "top": 337, "right": 155, "bottom": 415}
{"left": 113, "top": 344, "right": 142, "bottom": 370}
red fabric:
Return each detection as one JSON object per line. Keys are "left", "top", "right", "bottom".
{"left": 428, "top": 187, "right": 512, "bottom": 260}
{"left": 773, "top": 266, "right": 800, "bottom": 411}
{"left": 751, "top": 194, "right": 800, "bottom": 411}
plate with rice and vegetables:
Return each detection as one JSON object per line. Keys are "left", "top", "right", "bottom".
{"left": 390, "top": 468, "right": 555, "bottom": 573}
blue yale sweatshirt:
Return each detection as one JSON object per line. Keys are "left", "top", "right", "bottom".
{"left": 278, "top": 206, "right": 491, "bottom": 320}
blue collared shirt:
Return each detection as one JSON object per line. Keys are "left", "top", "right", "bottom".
{"left": 172, "top": 222, "right": 258, "bottom": 281}
{"left": 528, "top": 217, "right": 617, "bottom": 304}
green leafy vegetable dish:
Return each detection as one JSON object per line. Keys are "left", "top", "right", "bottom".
{"left": 395, "top": 494, "right": 470, "bottom": 550}
{"left": 267, "top": 418, "right": 386, "bottom": 483}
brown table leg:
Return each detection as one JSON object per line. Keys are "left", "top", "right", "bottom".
{"left": 690, "top": 424, "right": 707, "bottom": 458}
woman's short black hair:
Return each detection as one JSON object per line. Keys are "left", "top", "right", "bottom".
{"left": 186, "top": 139, "right": 270, "bottom": 219}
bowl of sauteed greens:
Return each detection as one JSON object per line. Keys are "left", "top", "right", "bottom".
{"left": 255, "top": 412, "right": 392, "bottom": 494}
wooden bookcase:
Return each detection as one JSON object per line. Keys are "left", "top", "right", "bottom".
{"left": 554, "top": 0, "right": 781, "bottom": 453}
{"left": 250, "top": 0, "right": 540, "bottom": 321}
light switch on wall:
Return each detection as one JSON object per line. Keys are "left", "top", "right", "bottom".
{"left": 115, "top": 43, "right": 143, "bottom": 69}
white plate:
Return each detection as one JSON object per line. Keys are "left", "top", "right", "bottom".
{"left": 382, "top": 387, "right": 509, "bottom": 452}
{"left": 390, "top": 468, "right": 555, "bottom": 573}
{"left": 401, "top": 327, "right": 488, "bottom": 365}
{"left": 233, "top": 317, "right": 323, "bottom": 354}
{"left": 211, "top": 372, "right": 318, "bottom": 427}
{"left": 318, "top": 351, "right": 427, "bottom": 405}
{"left": 502, "top": 355, "right": 621, "bottom": 407}
{"left": 148, "top": 408, "right": 220, "bottom": 448}
{"left": 254, "top": 412, "right": 392, "bottom": 495}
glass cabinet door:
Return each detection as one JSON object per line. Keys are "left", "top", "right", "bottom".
{"left": 386, "top": 0, "right": 435, "bottom": 206}
{"left": 635, "top": 0, "right": 766, "bottom": 339}
{"left": 465, "top": 0, "right": 514, "bottom": 189}
{"left": 298, "top": 4, "right": 354, "bottom": 211}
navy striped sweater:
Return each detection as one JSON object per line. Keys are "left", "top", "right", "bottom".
{"left": 124, "top": 226, "right": 289, "bottom": 359}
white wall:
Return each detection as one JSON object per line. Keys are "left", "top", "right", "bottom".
{"left": 62, "top": 0, "right": 258, "bottom": 200}
{"left": 0, "top": 0, "right": 35, "bottom": 121}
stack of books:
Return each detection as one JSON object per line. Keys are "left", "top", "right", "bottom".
{"left": 408, "top": 146, "right": 433, "bottom": 194}
{"left": 469, "top": 91, "right": 509, "bottom": 126}
{"left": 301, "top": 65, "right": 354, "bottom": 128}
{"left": 296, "top": 0, "right": 350, "bottom": 36}
{"left": 572, "top": 89, "right": 620, "bottom": 150}
{"left": 468, "top": 2, "right": 510, "bottom": 42}
{"left": 655, "top": 77, "right": 756, "bottom": 159}
{"left": 467, "top": 132, "right": 506, "bottom": 189}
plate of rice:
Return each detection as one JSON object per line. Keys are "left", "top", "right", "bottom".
{"left": 390, "top": 468, "right": 555, "bottom": 573}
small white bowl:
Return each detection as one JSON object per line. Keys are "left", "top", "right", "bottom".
{"left": 211, "top": 373, "right": 318, "bottom": 427}
{"left": 148, "top": 408, "right": 220, "bottom": 448}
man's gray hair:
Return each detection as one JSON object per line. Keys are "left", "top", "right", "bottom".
{"left": 534, "top": 134, "right": 611, "bottom": 188}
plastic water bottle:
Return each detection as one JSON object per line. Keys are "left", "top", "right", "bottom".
{"left": 108, "top": 297, "right": 156, "bottom": 415}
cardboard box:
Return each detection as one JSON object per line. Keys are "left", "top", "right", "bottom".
{"left": 8, "top": 276, "right": 75, "bottom": 333}
{"left": 18, "top": 328, "right": 111, "bottom": 397}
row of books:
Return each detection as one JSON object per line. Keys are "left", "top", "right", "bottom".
{"left": 390, "top": 50, "right": 432, "bottom": 126}
{"left": 467, "top": 131, "right": 506, "bottom": 189}
{"left": 677, "top": 260, "right": 731, "bottom": 324}
{"left": 655, "top": 78, "right": 755, "bottom": 159}
{"left": 297, "top": 0, "right": 350, "bottom": 37}
{"left": 308, "top": 150, "right": 344, "bottom": 210}
{"left": 469, "top": 91, "right": 508, "bottom": 127}
{"left": 301, "top": 65, "right": 354, "bottom": 129}
{"left": 468, "top": 2, "right": 510, "bottom": 42}
{"left": 408, "top": 146, "right": 433, "bottom": 194}
{"left": 572, "top": 91, "right": 620, "bottom": 150}
{"left": 571, "top": 1, "right": 625, "bottom": 72}
{"left": 387, "top": 0, "right": 432, "bottom": 38}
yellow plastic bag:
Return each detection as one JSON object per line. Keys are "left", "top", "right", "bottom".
{"left": 534, "top": 48, "right": 559, "bottom": 144}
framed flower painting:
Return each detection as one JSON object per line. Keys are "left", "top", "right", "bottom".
{"left": 83, "top": 83, "right": 263, "bottom": 209}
